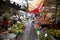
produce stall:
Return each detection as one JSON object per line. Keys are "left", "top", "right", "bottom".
{"left": 50, "top": 29, "right": 60, "bottom": 39}
{"left": 7, "top": 22, "right": 26, "bottom": 40}
{"left": 8, "top": 22, "right": 25, "bottom": 34}
{"left": 34, "top": 25, "right": 60, "bottom": 40}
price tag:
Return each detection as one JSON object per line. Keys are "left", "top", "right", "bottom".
{"left": 37, "top": 30, "right": 40, "bottom": 35}
{"left": 45, "top": 33, "right": 48, "bottom": 37}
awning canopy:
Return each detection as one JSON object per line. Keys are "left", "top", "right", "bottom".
{"left": 0, "top": 0, "right": 21, "bottom": 10}
{"left": 28, "top": 0, "right": 45, "bottom": 13}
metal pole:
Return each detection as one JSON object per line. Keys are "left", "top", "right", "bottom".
{"left": 25, "top": 0, "right": 28, "bottom": 11}
{"left": 55, "top": 0, "right": 58, "bottom": 24}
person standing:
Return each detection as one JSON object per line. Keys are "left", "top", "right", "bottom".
{"left": 2, "top": 16, "right": 8, "bottom": 30}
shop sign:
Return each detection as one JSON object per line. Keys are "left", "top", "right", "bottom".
{"left": 47, "top": 13, "right": 53, "bottom": 18}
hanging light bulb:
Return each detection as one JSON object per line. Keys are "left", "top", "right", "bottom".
{"left": 15, "top": 3, "right": 18, "bottom": 5}
{"left": 10, "top": 1, "right": 14, "bottom": 4}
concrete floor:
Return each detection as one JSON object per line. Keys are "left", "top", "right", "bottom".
{"left": 16, "top": 29, "right": 38, "bottom": 40}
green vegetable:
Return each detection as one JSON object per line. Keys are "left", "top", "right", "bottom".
{"left": 12, "top": 23, "right": 24, "bottom": 34}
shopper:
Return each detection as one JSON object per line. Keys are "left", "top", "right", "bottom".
{"left": 2, "top": 16, "right": 8, "bottom": 30}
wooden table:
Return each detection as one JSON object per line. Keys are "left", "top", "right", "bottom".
{"left": 0, "top": 30, "right": 8, "bottom": 35}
